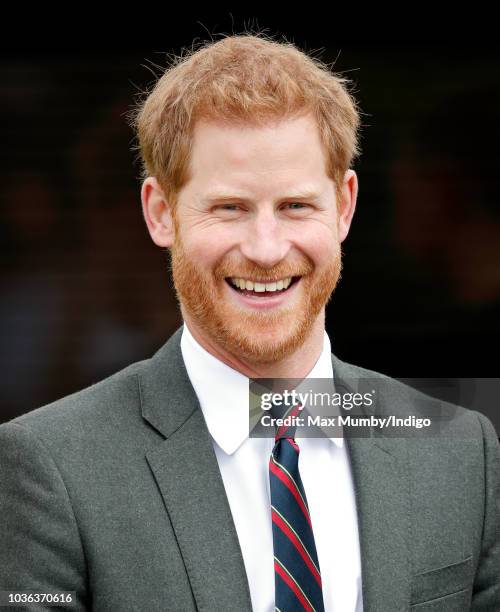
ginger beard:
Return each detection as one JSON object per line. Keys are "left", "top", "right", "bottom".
{"left": 170, "top": 231, "right": 342, "bottom": 364}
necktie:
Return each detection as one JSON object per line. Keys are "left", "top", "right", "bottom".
{"left": 269, "top": 403, "right": 325, "bottom": 612}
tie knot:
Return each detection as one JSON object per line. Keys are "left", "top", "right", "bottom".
{"left": 272, "top": 402, "right": 302, "bottom": 442}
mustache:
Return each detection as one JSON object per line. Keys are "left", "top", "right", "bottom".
{"left": 214, "top": 257, "right": 314, "bottom": 282}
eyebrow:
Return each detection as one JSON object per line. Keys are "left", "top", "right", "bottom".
{"left": 202, "top": 189, "right": 322, "bottom": 204}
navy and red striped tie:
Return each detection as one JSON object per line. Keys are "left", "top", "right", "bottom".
{"left": 269, "top": 405, "right": 325, "bottom": 611}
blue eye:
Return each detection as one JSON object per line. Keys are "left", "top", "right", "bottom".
{"left": 219, "top": 204, "right": 240, "bottom": 211}
{"left": 285, "top": 202, "right": 308, "bottom": 209}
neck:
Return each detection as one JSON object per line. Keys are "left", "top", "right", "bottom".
{"left": 183, "top": 312, "right": 326, "bottom": 379}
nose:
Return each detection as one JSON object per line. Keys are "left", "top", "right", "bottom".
{"left": 239, "top": 207, "right": 291, "bottom": 268}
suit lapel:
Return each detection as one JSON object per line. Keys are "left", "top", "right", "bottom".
{"left": 333, "top": 354, "right": 411, "bottom": 612}
{"left": 345, "top": 436, "right": 411, "bottom": 611}
{"left": 139, "top": 327, "right": 253, "bottom": 612}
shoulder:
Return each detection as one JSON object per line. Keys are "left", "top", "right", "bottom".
{"left": 0, "top": 354, "right": 155, "bottom": 465}
{"left": 331, "top": 353, "right": 498, "bottom": 442}
{"left": 5, "top": 359, "right": 145, "bottom": 429}
{"left": 0, "top": 326, "right": 186, "bottom": 460}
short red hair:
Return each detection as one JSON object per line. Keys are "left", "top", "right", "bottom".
{"left": 129, "top": 33, "right": 361, "bottom": 207}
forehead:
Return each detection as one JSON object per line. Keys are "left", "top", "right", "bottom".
{"left": 187, "top": 114, "right": 331, "bottom": 193}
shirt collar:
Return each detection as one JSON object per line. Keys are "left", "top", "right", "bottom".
{"left": 180, "top": 323, "right": 344, "bottom": 455}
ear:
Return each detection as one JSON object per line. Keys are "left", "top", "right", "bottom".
{"left": 141, "top": 177, "right": 175, "bottom": 248}
{"left": 338, "top": 169, "right": 358, "bottom": 243}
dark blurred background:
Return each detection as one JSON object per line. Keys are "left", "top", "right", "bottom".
{"left": 2, "top": 14, "right": 499, "bottom": 424}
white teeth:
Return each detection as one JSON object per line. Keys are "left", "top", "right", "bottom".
{"left": 229, "top": 276, "right": 296, "bottom": 292}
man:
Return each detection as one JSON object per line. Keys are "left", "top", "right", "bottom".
{"left": 0, "top": 34, "right": 498, "bottom": 611}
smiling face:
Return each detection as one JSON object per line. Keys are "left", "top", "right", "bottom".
{"left": 143, "top": 113, "right": 357, "bottom": 365}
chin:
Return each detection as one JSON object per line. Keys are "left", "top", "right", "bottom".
{"left": 222, "top": 318, "right": 310, "bottom": 364}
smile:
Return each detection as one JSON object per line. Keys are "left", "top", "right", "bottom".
{"left": 227, "top": 276, "right": 299, "bottom": 293}
{"left": 224, "top": 276, "right": 302, "bottom": 309}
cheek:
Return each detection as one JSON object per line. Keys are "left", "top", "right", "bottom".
{"left": 298, "top": 230, "right": 339, "bottom": 265}
{"left": 182, "top": 232, "right": 231, "bottom": 270}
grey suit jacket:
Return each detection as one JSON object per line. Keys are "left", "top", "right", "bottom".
{"left": 0, "top": 326, "right": 498, "bottom": 611}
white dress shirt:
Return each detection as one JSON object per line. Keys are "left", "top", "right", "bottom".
{"left": 181, "top": 323, "right": 364, "bottom": 612}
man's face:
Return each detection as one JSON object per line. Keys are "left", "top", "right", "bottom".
{"left": 160, "top": 114, "right": 356, "bottom": 363}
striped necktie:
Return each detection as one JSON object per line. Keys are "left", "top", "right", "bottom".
{"left": 269, "top": 404, "right": 325, "bottom": 611}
